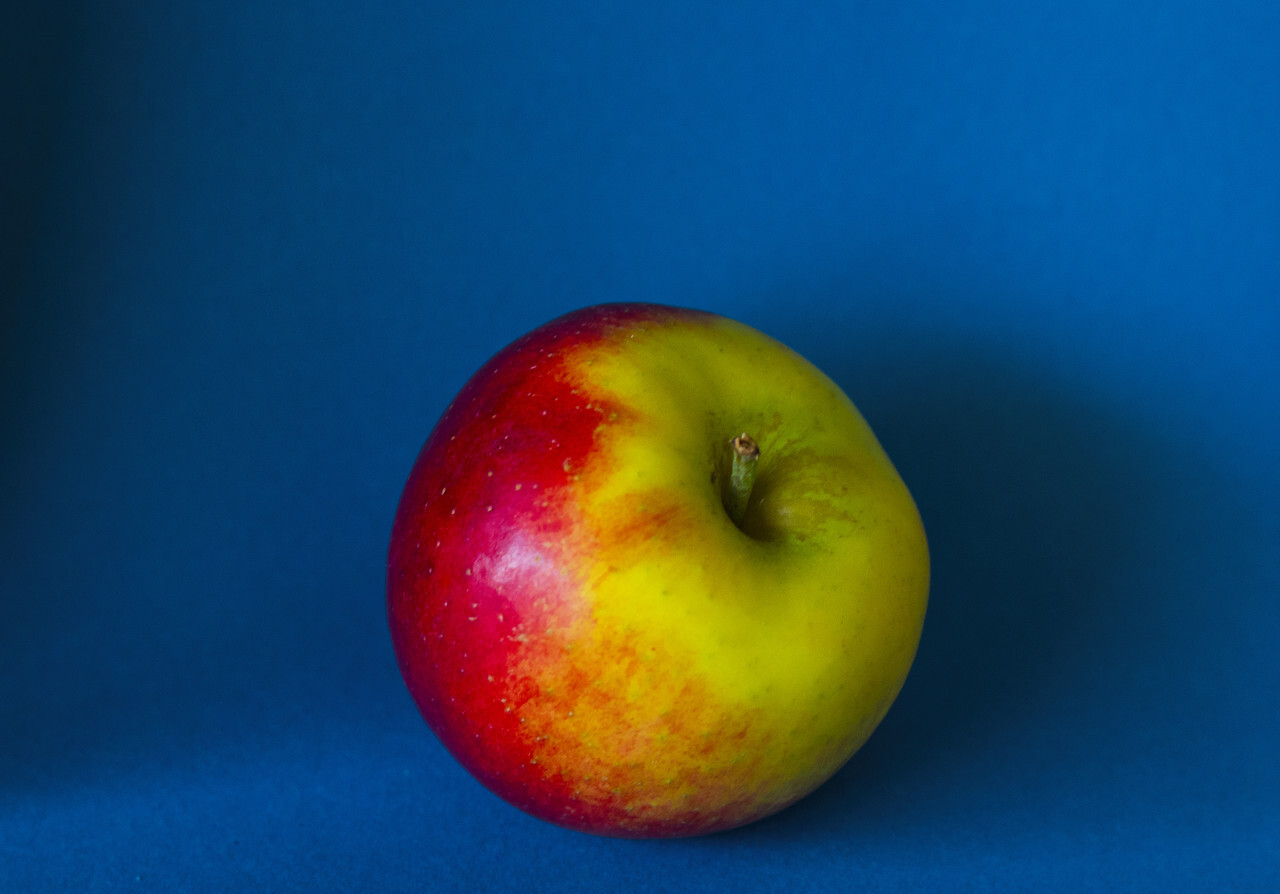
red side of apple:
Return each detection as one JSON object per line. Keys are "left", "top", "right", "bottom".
{"left": 387, "top": 303, "right": 709, "bottom": 836}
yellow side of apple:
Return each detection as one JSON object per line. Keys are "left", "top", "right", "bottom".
{"left": 506, "top": 311, "right": 929, "bottom": 830}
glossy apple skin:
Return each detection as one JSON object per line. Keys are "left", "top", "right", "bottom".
{"left": 387, "top": 304, "right": 929, "bottom": 838}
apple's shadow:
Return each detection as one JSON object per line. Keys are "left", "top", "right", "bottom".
{"left": 688, "top": 324, "right": 1172, "bottom": 845}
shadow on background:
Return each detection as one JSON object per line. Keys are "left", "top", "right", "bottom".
{"left": 681, "top": 315, "right": 1175, "bottom": 846}
{"left": 1, "top": 3, "right": 86, "bottom": 418}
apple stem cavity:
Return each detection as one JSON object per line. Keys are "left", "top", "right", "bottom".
{"left": 725, "top": 434, "right": 760, "bottom": 528}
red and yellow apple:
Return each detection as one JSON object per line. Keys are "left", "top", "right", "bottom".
{"left": 386, "top": 303, "right": 929, "bottom": 838}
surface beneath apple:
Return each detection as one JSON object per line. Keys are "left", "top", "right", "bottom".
{"left": 387, "top": 303, "right": 929, "bottom": 838}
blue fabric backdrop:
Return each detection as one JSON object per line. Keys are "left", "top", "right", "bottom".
{"left": 4, "top": 2, "right": 1278, "bottom": 890}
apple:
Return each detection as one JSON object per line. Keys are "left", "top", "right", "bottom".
{"left": 387, "top": 303, "right": 929, "bottom": 838}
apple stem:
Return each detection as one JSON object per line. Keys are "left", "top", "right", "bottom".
{"left": 725, "top": 434, "right": 759, "bottom": 527}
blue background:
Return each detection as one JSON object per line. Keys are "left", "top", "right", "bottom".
{"left": 4, "top": 1, "right": 1278, "bottom": 890}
